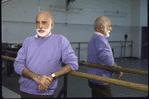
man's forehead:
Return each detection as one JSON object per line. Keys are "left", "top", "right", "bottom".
{"left": 36, "top": 18, "right": 50, "bottom": 21}
{"left": 105, "top": 18, "right": 111, "bottom": 24}
{"left": 107, "top": 20, "right": 111, "bottom": 25}
{"left": 36, "top": 12, "right": 52, "bottom": 21}
{"left": 36, "top": 16, "right": 51, "bottom": 23}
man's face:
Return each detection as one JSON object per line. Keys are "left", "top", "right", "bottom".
{"left": 36, "top": 13, "right": 52, "bottom": 37}
{"left": 103, "top": 19, "right": 112, "bottom": 37}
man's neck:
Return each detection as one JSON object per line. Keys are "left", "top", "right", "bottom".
{"left": 95, "top": 31, "right": 105, "bottom": 36}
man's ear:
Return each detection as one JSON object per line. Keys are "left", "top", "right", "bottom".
{"left": 51, "top": 22, "right": 54, "bottom": 29}
{"left": 100, "top": 25, "right": 104, "bottom": 31}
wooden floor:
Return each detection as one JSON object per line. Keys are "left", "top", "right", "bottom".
{"left": 2, "top": 86, "right": 21, "bottom": 98}
{"left": 2, "top": 58, "right": 148, "bottom": 98}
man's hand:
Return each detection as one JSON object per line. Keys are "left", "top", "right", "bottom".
{"left": 113, "top": 64, "right": 123, "bottom": 79}
{"left": 33, "top": 75, "right": 52, "bottom": 88}
{"left": 115, "top": 71, "right": 123, "bottom": 79}
{"left": 38, "top": 75, "right": 53, "bottom": 92}
{"left": 38, "top": 84, "right": 47, "bottom": 92}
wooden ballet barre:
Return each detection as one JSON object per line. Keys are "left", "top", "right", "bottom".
{"left": 79, "top": 62, "right": 148, "bottom": 76}
{"left": 2, "top": 50, "right": 18, "bottom": 55}
{"left": 2, "top": 55, "right": 148, "bottom": 92}
{"left": 69, "top": 71, "right": 148, "bottom": 92}
{"left": 2, "top": 55, "right": 15, "bottom": 61}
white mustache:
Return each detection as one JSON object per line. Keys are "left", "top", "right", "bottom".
{"left": 37, "top": 28, "right": 46, "bottom": 31}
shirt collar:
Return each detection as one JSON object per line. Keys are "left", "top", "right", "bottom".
{"left": 94, "top": 32, "right": 105, "bottom": 37}
{"left": 35, "top": 32, "right": 52, "bottom": 38}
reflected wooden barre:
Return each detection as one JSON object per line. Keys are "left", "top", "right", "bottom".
{"left": 2, "top": 55, "right": 148, "bottom": 76}
{"left": 69, "top": 71, "right": 148, "bottom": 92}
{"left": 2, "top": 55, "right": 15, "bottom": 61}
{"left": 78, "top": 62, "right": 148, "bottom": 76}
{"left": 2, "top": 50, "right": 18, "bottom": 54}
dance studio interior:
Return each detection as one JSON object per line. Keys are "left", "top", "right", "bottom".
{"left": 2, "top": 0, "right": 148, "bottom": 98}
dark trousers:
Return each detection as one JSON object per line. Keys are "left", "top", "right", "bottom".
{"left": 20, "top": 91, "right": 54, "bottom": 98}
{"left": 88, "top": 80, "right": 113, "bottom": 97}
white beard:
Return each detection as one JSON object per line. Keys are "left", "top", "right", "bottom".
{"left": 36, "top": 24, "right": 51, "bottom": 37}
{"left": 104, "top": 27, "right": 110, "bottom": 38}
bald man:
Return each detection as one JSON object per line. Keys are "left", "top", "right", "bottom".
{"left": 87, "top": 16, "right": 123, "bottom": 97}
{"left": 14, "top": 11, "right": 79, "bottom": 98}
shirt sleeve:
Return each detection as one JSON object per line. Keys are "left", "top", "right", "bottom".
{"left": 14, "top": 38, "right": 28, "bottom": 75}
{"left": 95, "top": 36, "right": 114, "bottom": 67}
{"left": 61, "top": 36, "right": 79, "bottom": 71}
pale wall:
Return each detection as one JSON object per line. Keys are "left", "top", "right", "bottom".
{"left": 2, "top": 0, "right": 148, "bottom": 59}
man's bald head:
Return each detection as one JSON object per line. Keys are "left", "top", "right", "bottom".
{"left": 36, "top": 11, "right": 53, "bottom": 23}
{"left": 94, "top": 16, "right": 112, "bottom": 37}
{"left": 94, "top": 16, "right": 109, "bottom": 31}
